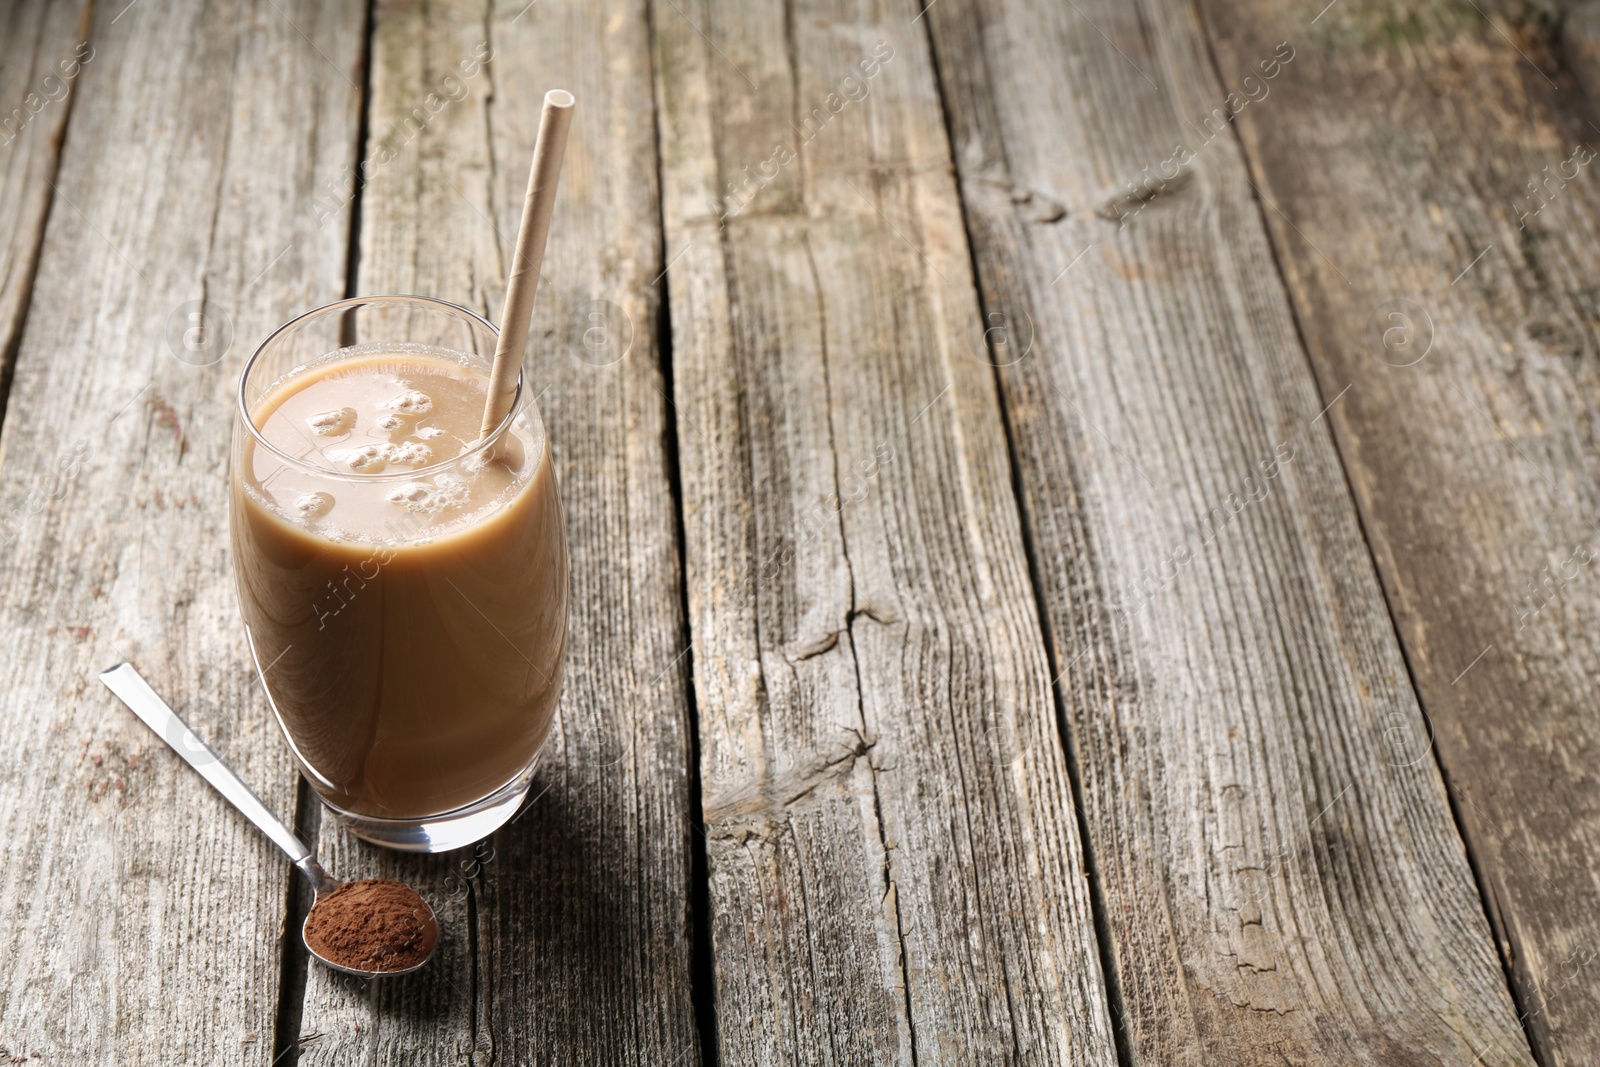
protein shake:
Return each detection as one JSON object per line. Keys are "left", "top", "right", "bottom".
{"left": 230, "top": 346, "right": 567, "bottom": 821}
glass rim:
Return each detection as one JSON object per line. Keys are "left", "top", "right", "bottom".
{"left": 236, "top": 294, "right": 524, "bottom": 481}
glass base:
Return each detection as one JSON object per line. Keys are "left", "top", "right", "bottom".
{"left": 318, "top": 759, "right": 540, "bottom": 852}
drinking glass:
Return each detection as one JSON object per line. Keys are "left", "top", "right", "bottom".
{"left": 230, "top": 295, "right": 568, "bottom": 852}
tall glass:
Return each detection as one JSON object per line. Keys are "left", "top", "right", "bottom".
{"left": 230, "top": 296, "right": 568, "bottom": 852}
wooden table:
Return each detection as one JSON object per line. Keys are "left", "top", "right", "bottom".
{"left": 3, "top": 0, "right": 1597, "bottom": 1063}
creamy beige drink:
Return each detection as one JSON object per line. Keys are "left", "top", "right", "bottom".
{"left": 230, "top": 349, "right": 567, "bottom": 820}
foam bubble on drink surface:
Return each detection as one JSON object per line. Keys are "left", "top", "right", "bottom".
{"left": 308, "top": 407, "right": 356, "bottom": 436}
{"left": 325, "top": 441, "right": 435, "bottom": 472}
{"left": 380, "top": 390, "right": 433, "bottom": 415}
{"left": 386, "top": 473, "right": 470, "bottom": 517}
{"left": 294, "top": 492, "right": 333, "bottom": 518}
{"left": 389, "top": 441, "right": 432, "bottom": 465}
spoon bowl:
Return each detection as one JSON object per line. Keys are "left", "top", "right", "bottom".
{"left": 298, "top": 867, "right": 438, "bottom": 977}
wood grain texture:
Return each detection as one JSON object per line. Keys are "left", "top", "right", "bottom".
{"left": 654, "top": 0, "right": 1118, "bottom": 1061}
{"left": 295, "top": 0, "right": 702, "bottom": 1063}
{"left": 0, "top": 0, "right": 363, "bottom": 1062}
{"left": 1198, "top": 2, "right": 1600, "bottom": 1063}
{"left": 0, "top": 0, "right": 91, "bottom": 397}
{"left": 924, "top": 0, "right": 1540, "bottom": 1063}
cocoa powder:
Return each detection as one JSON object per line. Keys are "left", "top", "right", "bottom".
{"left": 303, "top": 878, "right": 438, "bottom": 973}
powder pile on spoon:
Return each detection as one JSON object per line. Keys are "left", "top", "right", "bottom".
{"left": 302, "top": 878, "right": 439, "bottom": 973}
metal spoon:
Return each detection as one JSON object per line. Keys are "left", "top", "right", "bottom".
{"left": 99, "top": 662, "right": 438, "bottom": 977}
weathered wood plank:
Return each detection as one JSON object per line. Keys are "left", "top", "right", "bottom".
{"left": 0, "top": 0, "right": 91, "bottom": 408}
{"left": 0, "top": 0, "right": 363, "bottom": 1061}
{"left": 654, "top": 1, "right": 1118, "bottom": 1061}
{"left": 1196, "top": 2, "right": 1600, "bottom": 1063}
{"left": 295, "top": 0, "right": 702, "bottom": 1062}
{"left": 924, "top": 0, "right": 1540, "bottom": 1062}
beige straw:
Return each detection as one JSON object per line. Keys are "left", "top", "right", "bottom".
{"left": 480, "top": 89, "right": 575, "bottom": 440}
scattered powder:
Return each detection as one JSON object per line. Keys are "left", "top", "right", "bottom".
{"left": 302, "top": 878, "right": 438, "bottom": 973}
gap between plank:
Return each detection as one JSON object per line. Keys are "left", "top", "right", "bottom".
{"left": 914, "top": 7, "right": 1134, "bottom": 1066}
{"left": 1184, "top": 4, "right": 1549, "bottom": 1064}
{"left": 652, "top": 188, "right": 723, "bottom": 1067}
{"left": 644, "top": 0, "right": 721, "bottom": 1059}
{"left": 271, "top": 775, "right": 318, "bottom": 1067}
{"left": 339, "top": 0, "right": 376, "bottom": 303}
{"left": 0, "top": 0, "right": 94, "bottom": 443}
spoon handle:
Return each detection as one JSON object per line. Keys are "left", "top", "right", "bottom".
{"left": 100, "top": 662, "right": 312, "bottom": 866}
